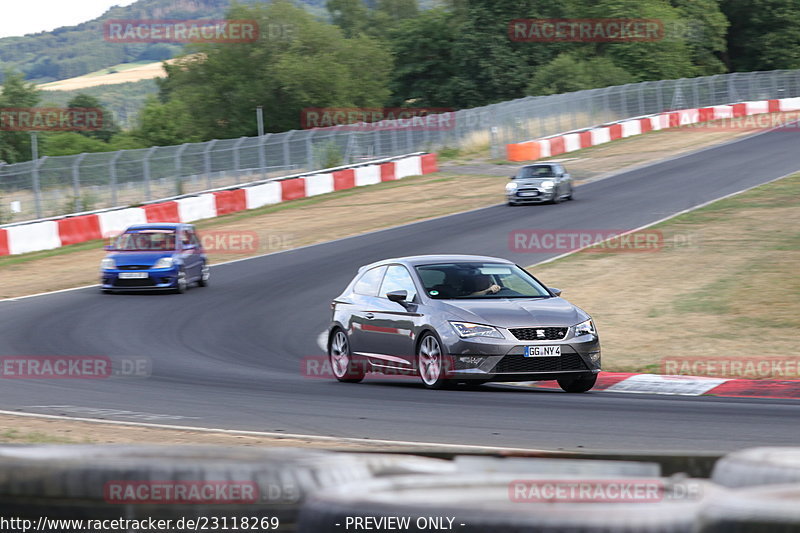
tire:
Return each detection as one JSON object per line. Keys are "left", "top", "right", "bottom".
{"left": 507, "top": 200, "right": 518, "bottom": 206}
{"left": 697, "top": 484, "right": 800, "bottom": 532}
{"left": 329, "top": 329, "right": 364, "bottom": 383}
{"left": 567, "top": 186, "right": 574, "bottom": 200}
{"left": 558, "top": 373, "right": 597, "bottom": 393}
{"left": 198, "top": 263, "right": 210, "bottom": 287}
{"left": 173, "top": 268, "right": 188, "bottom": 294}
{"left": 711, "top": 448, "right": 800, "bottom": 488}
{"left": 551, "top": 186, "right": 563, "bottom": 204}
{"left": 416, "top": 332, "right": 450, "bottom": 389}
{"left": 0, "top": 445, "right": 375, "bottom": 525}
{"left": 297, "top": 473, "right": 720, "bottom": 533}
{"left": 100, "top": 289, "right": 112, "bottom": 294}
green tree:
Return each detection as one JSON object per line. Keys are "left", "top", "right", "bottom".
{"left": 526, "top": 53, "right": 635, "bottom": 95}
{"left": 327, "top": 0, "right": 371, "bottom": 37}
{"left": 67, "top": 93, "right": 120, "bottom": 143}
{"left": 0, "top": 70, "right": 40, "bottom": 163}
{"left": 138, "top": 0, "right": 393, "bottom": 143}
{"left": 669, "top": 0, "right": 728, "bottom": 75}
{"left": 721, "top": 0, "right": 800, "bottom": 71}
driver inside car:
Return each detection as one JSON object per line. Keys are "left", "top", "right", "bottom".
{"left": 468, "top": 274, "right": 502, "bottom": 296}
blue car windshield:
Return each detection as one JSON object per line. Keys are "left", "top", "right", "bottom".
{"left": 115, "top": 230, "right": 177, "bottom": 251}
{"left": 415, "top": 263, "right": 551, "bottom": 299}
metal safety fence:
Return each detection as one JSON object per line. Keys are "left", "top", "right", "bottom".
{"left": 3, "top": 69, "right": 800, "bottom": 224}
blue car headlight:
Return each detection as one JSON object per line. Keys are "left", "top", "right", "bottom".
{"left": 100, "top": 258, "right": 115, "bottom": 270}
{"left": 152, "top": 257, "right": 176, "bottom": 269}
{"left": 574, "top": 319, "right": 596, "bottom": 337}
{"left": 450, "top": 321, "right": 504, "bottom": 339}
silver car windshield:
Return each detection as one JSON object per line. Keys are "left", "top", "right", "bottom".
{"left": 517, "top": 166, "right": 556, "bottom": 178}
{"left": 415, "top": 262, "right": 551, "bottom": 299}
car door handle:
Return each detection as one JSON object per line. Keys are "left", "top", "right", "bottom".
{"left": 364, "top": 313, "right": 375, "bottom": 320}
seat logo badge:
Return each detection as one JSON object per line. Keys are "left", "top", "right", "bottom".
{"left": 536, "top": 329, "right": 545, "bottom": 338}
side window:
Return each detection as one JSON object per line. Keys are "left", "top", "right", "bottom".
{"left": 188, "top": 229, "right": 200, "bottom": 246}
{"left": 379, "top": 265, "right": 418, "bottom": 302}
{"left": 353, "top": 266, "right": 387, "bottom": 296}
{"left": 555, "top": 164, "right": 565, "bottom": 176}
{"left": 181, "top": 230, "right": 192, "bottom": 247}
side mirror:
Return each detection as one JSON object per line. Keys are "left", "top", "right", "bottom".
{"left": 549, "top": 287, "right": 562, "bottom": 297}
{"left": 563, "top": 173, "right": 571, "bottom": 179}
{"left": 386, "top": 290, "right": 408, "bottom": 303}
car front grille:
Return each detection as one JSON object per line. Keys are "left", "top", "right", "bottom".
{"left": 509, "top": 327, "right": 568, "bottom": 341}
{"left": 117, "top": 265, "right": 151, "bottom": 270}
{"left": 493, "top": 353, "right": 587, "bottom": 373}
{"left": 113, "top": 278, "right": 156, "bottom": 288}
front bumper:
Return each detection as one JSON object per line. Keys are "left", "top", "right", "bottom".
{"left": 440, "top": 328, "right": 600, "bottom": 382}
{"left": 101, "top": 267, "right": 180, "bottom": 291}
{"left": 507, "top": 190, "right": 556, "bottom": 203}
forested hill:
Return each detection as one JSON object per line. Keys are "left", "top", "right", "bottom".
{"left": 0, "top": 0, "right": 328, "bottom": 84}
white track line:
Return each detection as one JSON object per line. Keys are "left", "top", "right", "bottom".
{"left": 0, "top": 409, "right": 550, "bottom": 454}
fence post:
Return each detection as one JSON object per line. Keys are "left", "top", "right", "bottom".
{"left": 109, "top": 151, "right": 122, "bottom": 206}
{"left": 232, "top": 137, "right": 247, "bottom": 184}
{"left": 282, "top": 131, "right": 294, "bottom": 170}
{"left": 175, "top": 143, "right": 189, "bottom": 195}
{"left": 142, "top": 146, "right": 157, "bottom": 202}
{"left": 32, "top": 157, "right": 46, "bottom": 220}
{"left": 203, "top": 140, "right": 218, "bottom": 189}
{"left": 72, "top": 153, "right": 87, "bottom": 212}
{"left": 259, "top": 134, "right": 270, "bottom": 181}
{"left": 305, "top": 130, "right": 315, "bottom": 170}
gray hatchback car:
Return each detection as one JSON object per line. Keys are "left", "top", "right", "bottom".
{"left": 328, "top": 255, "right": 600, "bottom": 391}
{"left": 506, "top": 163, "right": 574, "bottom": 205}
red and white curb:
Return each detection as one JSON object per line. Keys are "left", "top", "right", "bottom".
{"left": 510, "top": 372, "right": 800, "bottom": 399}
{"left": 0, "top": 152, "right": 438, "bottom": 257}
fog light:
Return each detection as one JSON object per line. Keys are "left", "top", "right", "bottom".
{"left": 588, "top": 351, "right": 601, "bottom": 364}
{"left": 459, "top": 356, "right": 483, "bottom": 366}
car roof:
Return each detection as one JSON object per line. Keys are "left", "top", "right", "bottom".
{"left": 521, "top": 163, "right": 558, "bottom": 168}
{"left": 360, "top": 254, "right": 514, "bottom": 271}
{"left": 124, "top": 223, "right": 193, "bottom": 231}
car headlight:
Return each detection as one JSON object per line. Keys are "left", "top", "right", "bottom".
{"left": 505, "top": 181, "right": 518, "bottom": 193}
{"left": 574, "top": 319, "right": 596, "bottom": 337}
{"left": 541, "top": 180, "right": 554, "bottom": 189}
{"left": 450, "top": 321, "right": 504, "bottom": 339}
{"left": 100, "top": 258, "right": 115, "bottom": 270}
{"left": 152, "top": 257, "right": 175, "bottom": 269}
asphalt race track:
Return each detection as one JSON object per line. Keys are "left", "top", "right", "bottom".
{"left": 2, "top": 128, "right": 800, "bottom": 454}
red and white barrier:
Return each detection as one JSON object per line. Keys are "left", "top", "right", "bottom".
{"left": 0, "top": 153, "right": 438, "bottom": 256}
{"left": 507, "top": 97, "right": 800, "bottom": 161}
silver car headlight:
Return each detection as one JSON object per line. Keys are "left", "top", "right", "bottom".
{"left": 574, "top": 319, "right": 596, "bottom": 337}
{"left": 152, "top": 257, "right": 175, "bottom": 269}
{"left": 450, "top": 321, "right": 504, "bottom": 339}
{"left": 100, "top": 258, "right": 115, "bottom": 270}
{"left": 505, "top": 182, "right": 518, "bottom": 193}
{"left": 541, "top": 180, "right": 554, "bottom": 190}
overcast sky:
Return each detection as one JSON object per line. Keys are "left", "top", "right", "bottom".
{"left": 0, "top": 0, "right": 138, "bottom": 38}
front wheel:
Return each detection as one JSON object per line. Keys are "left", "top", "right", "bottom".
{"left": 557, "top": 373, "right": 597, "bottom": 393}
{"left": 329, "top": 329, "right": 364, "bottom": 383}
{"left": 173, "top": 269, "right": 188, "bottom": 294}
{"left": 417, "top": 333, "right": 451, "bottom": 389}
{"left": 198, "top": 264, "right": 210, "bottom": 287}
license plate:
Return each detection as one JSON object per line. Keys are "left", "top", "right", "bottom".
{"left": 524, "top": 345, "right": 561, "bottom": 357}
{"left": 118, "top": 272, "right": 148, "bottom": 279}
{"left": 519, "top": 191, "right": 538, "bottom": 197}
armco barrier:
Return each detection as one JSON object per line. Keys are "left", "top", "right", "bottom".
{"left": 506, "top": 97, "right": 800, "bottom": 161}
{"left": 0, "top": 153, "right": 437, "bottom": 257}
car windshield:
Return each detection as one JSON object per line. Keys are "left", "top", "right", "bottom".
{"left": 114, "top": 230, "right": 177, "bottom": 251}
{"left": 517, "top": 166, "right": 556, "bottom": 178}
{"left": 415, "top": 262, "right": 551, "bottom": 299}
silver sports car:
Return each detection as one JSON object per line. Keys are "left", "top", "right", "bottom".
{"left": 328, "top": 255, "right": 600, "bottom": 391}
{"left": 506, "top": 163, "right": 574, "bottom": 205}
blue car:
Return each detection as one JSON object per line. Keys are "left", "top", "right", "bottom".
{"left": 100, "top": 223, "right": 209, "bottom": 294}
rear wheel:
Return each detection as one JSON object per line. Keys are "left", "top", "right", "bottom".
{"left": 417, "top": 333, "right": 450, "bottom": 389}
{"left": 557, "top": 373, "right": 597, "bottom": 393}
{"left": 329, "top": 329, "right": 364, "bottom": 383}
